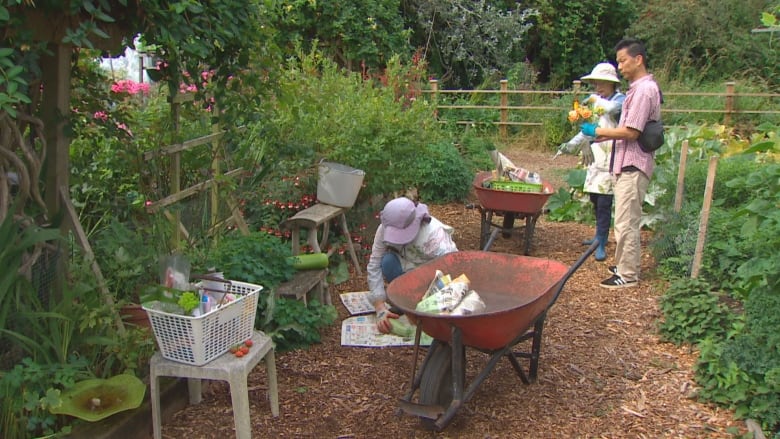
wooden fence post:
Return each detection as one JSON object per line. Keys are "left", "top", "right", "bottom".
{"left": 429, "top": 79, "right": 439, "bottom": 118}
{"left": 724, "top": 81, "right": 735, "bottom": 126}
{"left": 674, "top": 139, "right": 689, "bottom": 213}
{"left": 499, "top": 79, "right": 508, "bottom": 139}
{"left": 572, "top": 80, "right": 582, "bottom": 98}
{"left": 691, "top": 156, "right": 718, "bottom": 278}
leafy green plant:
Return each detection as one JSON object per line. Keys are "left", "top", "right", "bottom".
{"left": 544, "top": 169, "right": 592, "bottom": 222}
{"left": 0, "top": 357, "right": 89, "bottom": 439}
{"left": 0, "top": 208, "right": 62, "bottom": 335}
{"left": 414, "top": 141, "right": 475, "bottom": 202}
{"left": 404, "top": 0, "right": 539, "bottom": 88}
{"left": 628, "top": 0, "right": 780, "bottom": 86}
{"left": 259, "top": 297, "right": 338, "bottom": 352}
{"left": 657, "top": 277, "right": 737, "bottom": 346}
{"left": 204, "top": 230, "right": 296, "bottom": 290}
{"left": 696, "top": 285, "right": 780, "bottom": 434}
{"left": 91, "top": 218, "right": 164, "bottom": 304}
{"left": 177, "top": 292, "right": 199, "bottom": 315}
{"left": 651, "top": 128, "right": 780, "bottom": 436}
{"left": 238, "top": 50, "right": 451, "bottom": 201}
{"left": 203, "top": 230, "right": 338, "bottom": 351}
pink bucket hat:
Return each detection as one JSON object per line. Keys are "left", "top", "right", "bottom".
{"left": 380, "top": 197, "right": 430, "bottom": 245}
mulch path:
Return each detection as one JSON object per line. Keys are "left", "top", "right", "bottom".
{"left": 156, "top": 149, "right": 745, "bottom": 438}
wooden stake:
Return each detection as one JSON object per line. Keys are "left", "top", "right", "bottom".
{"left": 674, "top": 140, "right": 689, "bottom": 213}
{"left": 691, "top": 156, "right": 718, "bottom": 278}
{"left": 60, "top": 187, "right": 126, "bottom": 335}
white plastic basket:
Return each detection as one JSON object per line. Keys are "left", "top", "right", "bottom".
{"left": 143, "top": 281, "right": 262, "bottom": 366}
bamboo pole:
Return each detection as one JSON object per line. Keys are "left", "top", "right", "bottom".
{"left": 691, "top": 156, "right": 718, "bottom": 278}
{"left": 724, "top": 81, "right": 735, "bottom": 126}
{"left": 499, "top": 79, "right": 508, "bottom": 139}
{"left": 171, "top": 93, "right": 182, "bottom": 249}
{"left": 210, "top": 106, "right": 219, "bottom": 232}
{"left": 674, "top": 140, "right": 689, "bottom": 212}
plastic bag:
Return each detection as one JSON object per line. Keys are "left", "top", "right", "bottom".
{"left": 415, "top": 273, "right": 470, "bottom": 314}
{"left": 450, "top": 290, "right": 486, "bottom": 316}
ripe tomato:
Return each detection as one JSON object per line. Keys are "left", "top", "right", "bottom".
{"left": 239, "top": 346, "right": 250, "bottom": 355}
{"left": 234, "top": 350, "right": 245, "bottom": 358}
{"left": 244, "top": 339, "right": 254, "bottom": 347}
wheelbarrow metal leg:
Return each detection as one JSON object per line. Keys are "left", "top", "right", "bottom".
{"left": 505, "top": 315, "right": 546, "bottom": 384}
{"left": 461, "top": 344, "right": 516, "bottom": 406}
{"left": 523, "top": 213, "right": 540, "bottom": 255}
{"left": 434, "top": 327, "right": 466, "bottom": 431}
{"left": 479, "top": 208, "right": 493, "bottom": 250}
{"left": 400, "top": 337, "right": 440, "bottom": 404}
{"left": 527, "top": 315, "right": 546, "bottom": 381}
{"left": 482, "top": 228, "right": 500, "bottom": 252}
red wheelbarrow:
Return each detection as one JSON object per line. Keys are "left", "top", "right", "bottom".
{"left": 470, "top": 171, "right": 555, "bottom": 255}
{"left": 387, "top": 243, "right": 596, "bottom": 430}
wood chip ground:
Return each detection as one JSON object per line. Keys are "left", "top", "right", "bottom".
{"left": 158, "top": 149, "right": 745, "bottom": 438}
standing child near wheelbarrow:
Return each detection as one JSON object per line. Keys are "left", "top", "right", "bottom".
{"left": 366, "top": 197, "right": 458, "bottom": 334}
{"left": 557, "top": 62, "right": 625, "bottom": 261}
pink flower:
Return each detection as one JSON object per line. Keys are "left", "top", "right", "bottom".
{"left": 93, "top": 111, "right": 108, "bottom": 121}
{"left": 111, "top": 79, "right": 150, "bottom": 95}
{"left": 115, "top": 122, "right": 133, "bottom": 137}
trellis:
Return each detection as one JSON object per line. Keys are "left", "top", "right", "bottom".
{"left": 143, "top": 93, "right": 249, "bottom": 249}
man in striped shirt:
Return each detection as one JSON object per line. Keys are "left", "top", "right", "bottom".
{"left": 579, "top": 38, "right": 662, "bottom": 289}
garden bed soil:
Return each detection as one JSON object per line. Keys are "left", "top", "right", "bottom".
{"left": 156, "top": 148, "right": 746, "bottom": 438}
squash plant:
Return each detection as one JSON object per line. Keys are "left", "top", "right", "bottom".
{"left": 202, "top": 230, "right": 337, "bottom": 352}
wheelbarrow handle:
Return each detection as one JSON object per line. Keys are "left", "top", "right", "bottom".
{"left": 546, "top": 240, "right": 598, "bottom": 309}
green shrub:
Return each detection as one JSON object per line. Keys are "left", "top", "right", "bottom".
{"left": 656, "top": 132, "right": 780, "bottom": 437}
{"left": 203, "top": 230, "right": 295, "bottom": 289}
{"left": 239, "top": 50, "right": 444, "bottom": 200}
{"left": 657, "top": 277, "right": 737, "bottom": 346}
{"left": 414, "top": 141, "right": 475, "bottom": 202}
{"left": 0, "top": 357, "right": 89, "bottom": 439}
{"left": 696, "top": 286, "right": 780, "bottom": 434}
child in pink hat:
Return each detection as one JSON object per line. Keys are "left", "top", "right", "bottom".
{"left": 366, "top": 197, "right": 458, "bottom": 333}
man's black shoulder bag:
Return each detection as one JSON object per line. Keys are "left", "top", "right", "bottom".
{"left": 638, "top": 120, "right": 664, "bottom": 153}
{"left": 637, "top": 89, "right": 664, "bottom": 153}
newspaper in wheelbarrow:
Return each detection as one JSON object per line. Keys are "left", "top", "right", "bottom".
{"left": 415, "top": 270, "right": 486, "bottom": 316}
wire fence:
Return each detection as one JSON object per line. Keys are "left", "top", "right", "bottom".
{"left": 649, "top": 144, "right": 721, "bottom": 279}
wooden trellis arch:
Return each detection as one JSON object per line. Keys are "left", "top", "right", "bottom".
{"left": 142, "top": 94, "right": 249, "bottom": 247}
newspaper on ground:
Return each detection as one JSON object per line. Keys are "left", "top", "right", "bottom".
{"left": 340, "top": 314, "right": 432, "bottom": 347}
{"left": 339, "top": 291, "right": 375, "bottom": 315}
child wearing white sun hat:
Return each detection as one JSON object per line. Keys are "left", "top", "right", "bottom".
{"left": 557, "top": 62, "right": 626, "bottom": 261}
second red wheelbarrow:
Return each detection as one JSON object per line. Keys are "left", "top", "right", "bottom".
{"left": 387, "top": 242, "right": 595, "bottom": 430}
{"left": 470, "top": 171, "right": 555, "bottom": 255}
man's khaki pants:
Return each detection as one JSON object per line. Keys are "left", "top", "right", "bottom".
{"left": 613, "top": 170, "right": 649, "bottom": 282}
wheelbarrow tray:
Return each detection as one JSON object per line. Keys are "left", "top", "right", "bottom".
{"left": 387, "top": 250, "right": 569, "bottom": 351}
{"left": 473, "top": 171, "right": 554, "bottom": 215}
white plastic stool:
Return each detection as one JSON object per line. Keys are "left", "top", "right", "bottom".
{"left": 150, "top": 330, "right": 279, "bottom": 439}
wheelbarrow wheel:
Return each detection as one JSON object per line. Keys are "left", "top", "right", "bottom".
{"left": 418, "top": 343, "right": 464, "bottom": 430}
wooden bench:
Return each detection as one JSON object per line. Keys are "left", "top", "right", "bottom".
{"left": 274, "top": 269, "right": 328, "bottom": 306}
{"left": 277, "top": 203, "right": 363, "bottom": 306}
